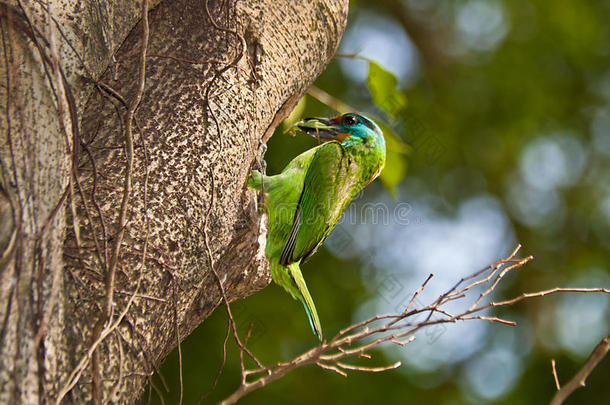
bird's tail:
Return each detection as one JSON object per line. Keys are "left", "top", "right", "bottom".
{"left": 287, "top": 262, "right": 323, "bottom": 341}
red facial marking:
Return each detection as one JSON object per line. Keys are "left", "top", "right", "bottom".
{"left": 331, "top": 115, "right": 342, "bottom": 124}
{"left": 337, "top": 132, "right": 351, "bottom": 141}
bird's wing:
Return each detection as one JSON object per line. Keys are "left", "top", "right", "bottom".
{"left": 280, "top": 141, "right": 349, "bottom": 265}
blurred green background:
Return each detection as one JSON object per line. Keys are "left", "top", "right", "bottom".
{"left": 147, "top": 0, "right": 610, "bottom": 403}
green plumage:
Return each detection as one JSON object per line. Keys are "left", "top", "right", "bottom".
{"left": 249, "top": 113, "right": 386, "bottom": 340}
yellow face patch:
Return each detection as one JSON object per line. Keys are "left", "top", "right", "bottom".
{"left": 337, "top": 132, "right": 352, "bottom": 141}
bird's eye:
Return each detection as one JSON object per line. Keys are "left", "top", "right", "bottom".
{"left": 342, "top": 114, "right": 358, "bottom": 126}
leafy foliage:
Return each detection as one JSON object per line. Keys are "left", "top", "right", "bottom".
{"left": 366, "top": 61, "right": 407, "bottom": 118}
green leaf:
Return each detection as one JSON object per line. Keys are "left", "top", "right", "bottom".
{"left": 367, "top": 61, "right": 407, "bottom": 117}
{"left": 377, "top": 121, "right": 411, "bottom": 156}
{"left": 380, "top": 149, "right": 408, "bottom": 198}
{"left": 375, "top": 122, "right": 409, "bottom": 196}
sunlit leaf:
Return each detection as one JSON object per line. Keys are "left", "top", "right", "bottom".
{"left": 367, "top": 61, "right": 407, "bottom": 117}
{"left": 377, "top": 121, "right": 411, "bottom": 156}
{"left": 379, "top": 149, "right": 408, "bottom": 198}
{"left": 376, "top": 121, "right": 410, "bottom": 196}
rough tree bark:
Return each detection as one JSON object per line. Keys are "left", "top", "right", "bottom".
{"left": 0, "top": 0, "right": 348, "bottom": 403}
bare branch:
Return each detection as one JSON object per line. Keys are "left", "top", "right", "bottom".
{"left": 405, "top": 273, "right": 434, "bottom": 313}
{"left": 217, "top": 246, "right": 610, "bottom": 404}
{"left": 458, "top": 315, "right": 516, "bottom": 326}
{"left": 551, "top": 359, "right": 560, "bottom": 391}
{"left": 336, "top": 361, "right": 401, "bottom": 373}
{"left": 316, "top": 362, "right": 347, "bottom": 377}
{"left": 307, "top": 85, "right": 352, "bottom": 113}
{"left": 550, "top": 336, "right": 610, "bottom": 405}
{"left": 490, "top": 288, "right": 610, "bottom": 308}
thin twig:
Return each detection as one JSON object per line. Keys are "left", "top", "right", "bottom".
{"left": 405, "top": 273, "right": 433, "bottom": 313}
{"left": 218, "top": 246, "right": 609, "bottom": 405}
{"left": 55, "top": 266, "right": 148, "bottom": 403}
{"left": 468, "top": 255, "right": 534, "bottom": 311}
{"left": 114, "top": 290, "right": 166, "bottom": 303}
{"left": 197, "top": 316, "right": 230, "bottom": 404}
{"left": 551, "top": 359, "right": 560, "bottom": 391}
{"left": 438, "top": 245, "right": 523, "bottom": 306}
{"left": 316, "top": 362, "right": 347, "bottom": 377}
{"left": 307, "top": 85, "right": 352, "bottom": 114}
{"left": 173, "top": 285, "right": 183, "bottom": 405}
{"left": 105, "top": 0, "right": 149, "bottom": 319}
{"left": 149, "top": 379, "right": 165, "bottom": 405}
{"left": 550, "top": 336, "right": 610, "bottom": 405}
{"left": 336, "top": 361, "right": 401, "bottom": 373}
{"left": 458, "top": 315, "right": 516, "bottom": 326}
{"left": 489, "top": 287, "right": 610, "bottom": 309}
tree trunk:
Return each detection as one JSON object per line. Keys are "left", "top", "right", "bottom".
{"left": 0, "top": 0, "right": 348, "bottom": 403}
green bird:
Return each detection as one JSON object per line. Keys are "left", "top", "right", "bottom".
{"left": 249, "top": 113, "right": 386, "bottom": 340}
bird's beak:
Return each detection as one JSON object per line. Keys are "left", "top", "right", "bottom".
{"left": 295, "top": 116, "right": 351, "bottom": 142}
